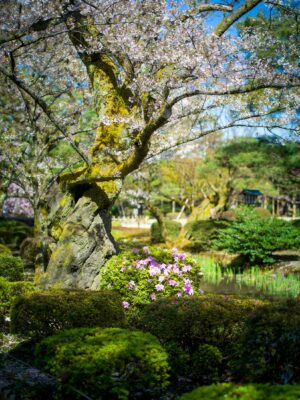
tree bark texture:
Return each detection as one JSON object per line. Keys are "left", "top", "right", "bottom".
{"left": 36, "top": 181, "right": 121, "bottom": 289}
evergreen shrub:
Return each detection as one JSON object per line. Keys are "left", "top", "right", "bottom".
{"left": 180, "top": 383, "right": 300, "bottom": 400}
{"left": 0, "top": 254, "right": 24, "bottom": 281}
{"left": 11, "top": 290, "right": 125, "bottom": 338}
{"left": 213, "top": 207, "right": 300, "bottom": 263}
{"left": 35, "top": 327, "right": 170, "bottom": 400}
{"left": 151, "top": 220, "right": 181, "bottom": 242}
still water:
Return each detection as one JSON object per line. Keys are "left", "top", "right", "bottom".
{"left": 195, "top": 256, "right": 300, "bottom": 298}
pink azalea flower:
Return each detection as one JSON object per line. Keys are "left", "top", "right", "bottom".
{"left": 172, "top": 265, "right": 180, "bottom": 274}
{"left": 149, "top": 266, "right": 161, "bottom": 276}
{"left": 183, "top": 280, "right": 194, "bottom": 295}
{"left": 143, "top": 246, "right": 150, "bottom": 255}
{"left": 150, "top": 293, "right": 156, "bottom": 301}
{"left": 128, "top": 280, "right": 135, "bottom": 290}
{"left": 155, "top": 283, "right": 164, "bottom": 291}
{"left": 122, "top": 301, "right": 130, "bottom": 309}
{"left": 176, "top": 292, "right": 182, "bottom": 297}
{"left": 144, "top": 256, "right": 156, "bottom": 265}
{"left": 168, "top": 279, "right": 178, "bottom": 287}
{"left": 182, "top": 265, "right": 192, "bottom": 272}
{"left": 174, "top": 253, "right": 186, "bottom": 262}
{"left": 158, "top": 275, "right": 165, "bottom": 282}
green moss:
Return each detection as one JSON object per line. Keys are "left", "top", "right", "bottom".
{"left": 35, "top": 327, "right": 170, "bottom": 400}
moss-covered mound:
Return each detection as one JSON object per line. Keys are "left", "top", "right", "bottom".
{"left": 35, "top": 327, "right": 170, "bottom": 400}
{"left": 180, "top": 383, "right": 300, "bottom": 400}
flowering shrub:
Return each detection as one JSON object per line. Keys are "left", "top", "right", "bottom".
{"left": 99, "top": 246, "right": 203, "bottom": 308}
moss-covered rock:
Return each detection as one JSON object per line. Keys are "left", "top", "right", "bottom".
{"left": 40, "top": 190, "right": 118, "bottom": 289}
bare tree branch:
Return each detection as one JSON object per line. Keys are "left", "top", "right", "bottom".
{"left": 0, "top": 65, "right": 91, "bottom": 165}
{"left": 213, "top": 0, "right": 262, "bottom": 37}
{"left": 169, "top": 82, "right": 300, "bottom": 107}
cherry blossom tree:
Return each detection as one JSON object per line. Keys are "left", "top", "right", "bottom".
{"left": 0, "top": 0, "right": 299, "bottom": 288}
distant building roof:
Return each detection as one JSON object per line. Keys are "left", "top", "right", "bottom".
{"left": 242, "top": 189, "right": 263, "bottom": 196}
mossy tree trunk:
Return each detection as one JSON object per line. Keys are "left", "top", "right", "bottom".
{"left": 36, "top": 14, "right": 170, "bottom": 288}
{"left": 147, "top": 201, "right": 167, "bottom": 243}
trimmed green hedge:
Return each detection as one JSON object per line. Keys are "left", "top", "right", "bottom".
{"left": 0, "top": 277, "right": 35, "bottom": 329}
{"left": 11, "top": 290, "right": 125, "bottom": 338}
{"left": 185, "top": 220, "right": 228, "bottom": 250}
{"left": 232, "top": 299, "right": 300, "bottom": 383}
{"left": 132, "top": 295, "right": 300, "bottom": 384}
{"left": 180, "top": 383, "right": 300, "bottom": 400}
{"left": 0, "top": 254, "right": 24, "bottom": 281}
{"left": 35, "top": 327, "right": 170, "bottom": 400}
{"left": 131, "top": 295, "right": 266, "bottom": 383}
{"left": 151, "top": 220, "right": 181, "bottom": 242}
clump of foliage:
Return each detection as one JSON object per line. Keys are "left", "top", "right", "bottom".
{"left": 99, "top": 247, "right": 202, "bottom": 309}
{"left": 0, "top": 277, "right": 35, "bottom": 329}
{"left": 185, "top": 220, "right": 228, "bottom": 251}
{"left": 151, "top": 220, "right": 181, "bottom": 243}
{"left": 232, "top": 299, "right": 300, "bottom": 383}
{"left": 180, "top": 383, "right": 300, "bottom": 400}
{"left": 213, "top": 207, "right": 300, "bottom": 263}
{"left": 132, "top": 296, "right": 300, "bottom": 385}
{"left": 191, "top": 344, "right": 223, "bottom": 383}
{"left": 0, "top": 218, "right": 33, "bottom": 247}
{"left": 35, "top": 327, "right": 170, "bottom": 400}
{"left": 131, "top": 295, "right": 266, "bottom": 383}
{"left": 11, "top": 290, "right": 125, "bottom": 338}
{"left": 0, "top": 254, "right": 24, "bottom": 281}
{"left": 0, "top": 244, "right": 12, "bottom": 255}
{"left": 19, "top": 237, "right": 38, "bottom": 267}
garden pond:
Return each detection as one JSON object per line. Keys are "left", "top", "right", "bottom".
{"left": 197, "top": 255, "right": 300, "bottom": 298}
